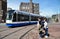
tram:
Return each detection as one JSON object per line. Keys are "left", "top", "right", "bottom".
{"left": 6, "top": 10, "right": 40, "bottom": 27}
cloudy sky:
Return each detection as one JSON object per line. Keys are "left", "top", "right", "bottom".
{"left": 7, "top": 0, "right": 60, "bottom": 17}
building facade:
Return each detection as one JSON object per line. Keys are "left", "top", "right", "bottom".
{"left": 52, "top": 14, "right": 60, "bottom": 23}
{"left": 20, "top": 0, "right": 39, "bottom": 14}
{"left": 0, "top": 0, "right": 7, "bottom": 22}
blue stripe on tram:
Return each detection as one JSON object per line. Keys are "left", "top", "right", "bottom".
{"left": 6, "top": 22, "right": 37, "bottom": 27}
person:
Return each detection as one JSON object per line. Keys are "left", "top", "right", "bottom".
{"left": 43, "top": 18, "right": 49, "bottom": 38}
{"left": 37, "top": 18, "right": 45, "bottom": 38}
{"left": 37, "top": 18, "right": 41, "bottom": 30}
{"left": 39, "top": 18, "right": 45, "bottom": 38}
{"left": 38, "top": 18, "right": 49, "bottom": 38}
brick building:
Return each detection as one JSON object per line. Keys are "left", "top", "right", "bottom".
{"left": 20, "top": 0, "right": 39, "bottom": 14}
{"left": 0, "top": 0, "right": 7, "bottom": 22}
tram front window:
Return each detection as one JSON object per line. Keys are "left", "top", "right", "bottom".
{"left": 6, "top": 13, "right": 12, "bottom": 20}
{"left": 6, "top": 10, "right": 14, "bottom": 20}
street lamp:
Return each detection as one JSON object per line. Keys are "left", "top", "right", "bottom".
{"left": 57, "top": 8, "right": 60, "bottom": 22}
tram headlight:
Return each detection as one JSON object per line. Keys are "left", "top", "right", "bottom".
{"left": 6, "top": 20, "right": 12, "bottom": 23}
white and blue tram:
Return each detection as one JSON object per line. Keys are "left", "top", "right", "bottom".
{"left": 6, "top": 10, "right": 40, "bottom": 27}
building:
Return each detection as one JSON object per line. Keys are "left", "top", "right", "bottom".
{"left": 0, "top": 0, "right": 7, "bottom": 22}
{"left": 52, "top": 14, "right": 60, "bottom": 23}
{"left": 20, "top": 0, "right": 39, "bottom": 14}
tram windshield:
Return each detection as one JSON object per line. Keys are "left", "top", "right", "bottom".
{"left": 6, "top": 10, "right": 14, "bottom": 20}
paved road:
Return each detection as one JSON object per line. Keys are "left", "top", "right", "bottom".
{"left": 48, "top": 23, "right": 60, "bottom": 39}
{"left": 0, "top": 23, "right": 10, "bottom": 32}
{"left": 37, "top": 23, "right": 60, "bottom": 39}
{"left": 0, "top": 24, "right": 36, "bottom": 39}
{"left": 0, "top": 23, "right": 60, "bottom": 39}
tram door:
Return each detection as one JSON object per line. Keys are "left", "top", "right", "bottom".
{"left": 13, "top": 13, "right": 16, "bottom": 22}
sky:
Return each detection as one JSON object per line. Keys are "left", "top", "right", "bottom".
{"left": 7, "top": 0, "right": 60, "bottom": 17}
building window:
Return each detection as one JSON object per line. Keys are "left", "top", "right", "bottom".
{"left": 22, "top": 7, "right": 25, "bottom": 9}
{"left": 27, "top": 7, "right": 29, "bottom": 9}
{"left": 34, "top": 4, "right": 36, "bottom": 7}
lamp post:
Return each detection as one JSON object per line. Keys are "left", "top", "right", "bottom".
{"left": 57, "top": 8, "right": 60, "bottom": 22}
{"left": 58, "top": 8, "right": 60, "bottom": 22}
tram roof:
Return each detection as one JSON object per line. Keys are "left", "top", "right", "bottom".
{"left": 14, "top": 10, "right": 40, "bottom": 17}
{"left": 7, "top": 10, "right": 44, "bottom": 18}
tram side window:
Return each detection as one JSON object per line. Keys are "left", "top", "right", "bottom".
{"left": 13, "top": 13, "right": 29, "bottom": 22}
{"left": 31, "top": 16, "right": 38, "bottom": 21}
{"left": 20, "top": 15, "right": 29, "bottom": 21}
{"left": 18, "top": 14, "right": 20, "bottom": 21}
{"left": 13, "top": 13, "right": 16, "bottom": 22}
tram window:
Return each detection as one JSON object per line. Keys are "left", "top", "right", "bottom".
{"left": 9, "top": 14, "right": 12, "bottom": 20}
{"left": 6, "top": 10, "right": 15, "bottom": 20}
{"left": 18, "top": 14, "right": 20, "bottom": 21}
{"left": 20, "top": 15, "right": 29, "bottom": 21}
{"left": 6, "top": 12, "right": 12, "bottom": 20}
{"left": 13, "top": 13, "right": 29, "bottom": 22}
{"left": 31, "top": 16, "right": 38, "bottom": 21}
{"left": 13, "top": 13, "right": 16, "bottom": 22}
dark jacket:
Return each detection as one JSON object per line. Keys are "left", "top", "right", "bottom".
{"left": 39, "top": 20, "right": 45, "bottom": 28}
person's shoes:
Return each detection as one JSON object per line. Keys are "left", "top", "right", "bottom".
{"left": 39, "top": 31, "right": 44, "bottom": 34}
{"left": 45, "top": 36, "right": 48, "bottom": 38}
{"left": 44, "top": 33, "right": 50, "bottom": 37}
{"left": 39, "top": 31, "right": 45, "bottom": 38}
{"left": 48, "top": 33, "right": 50, "bottom": 37}
{"left": 41, "top": 34, "right": 45, "bottom": 38}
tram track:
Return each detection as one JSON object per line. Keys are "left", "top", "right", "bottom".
{"left": 0, "top": 28, "right": 11, "bottom": 32}
{"left": 0, "top": 26, "right": 27, "bottom": 39}
{"left": 0, "top": 26, "right": 24, "bottom": 32}
{"left": 19, "top": 26, "right": 36, "bottom": 39}
{"left": 0, "top": 25, "right": 36, "bottom": 39}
